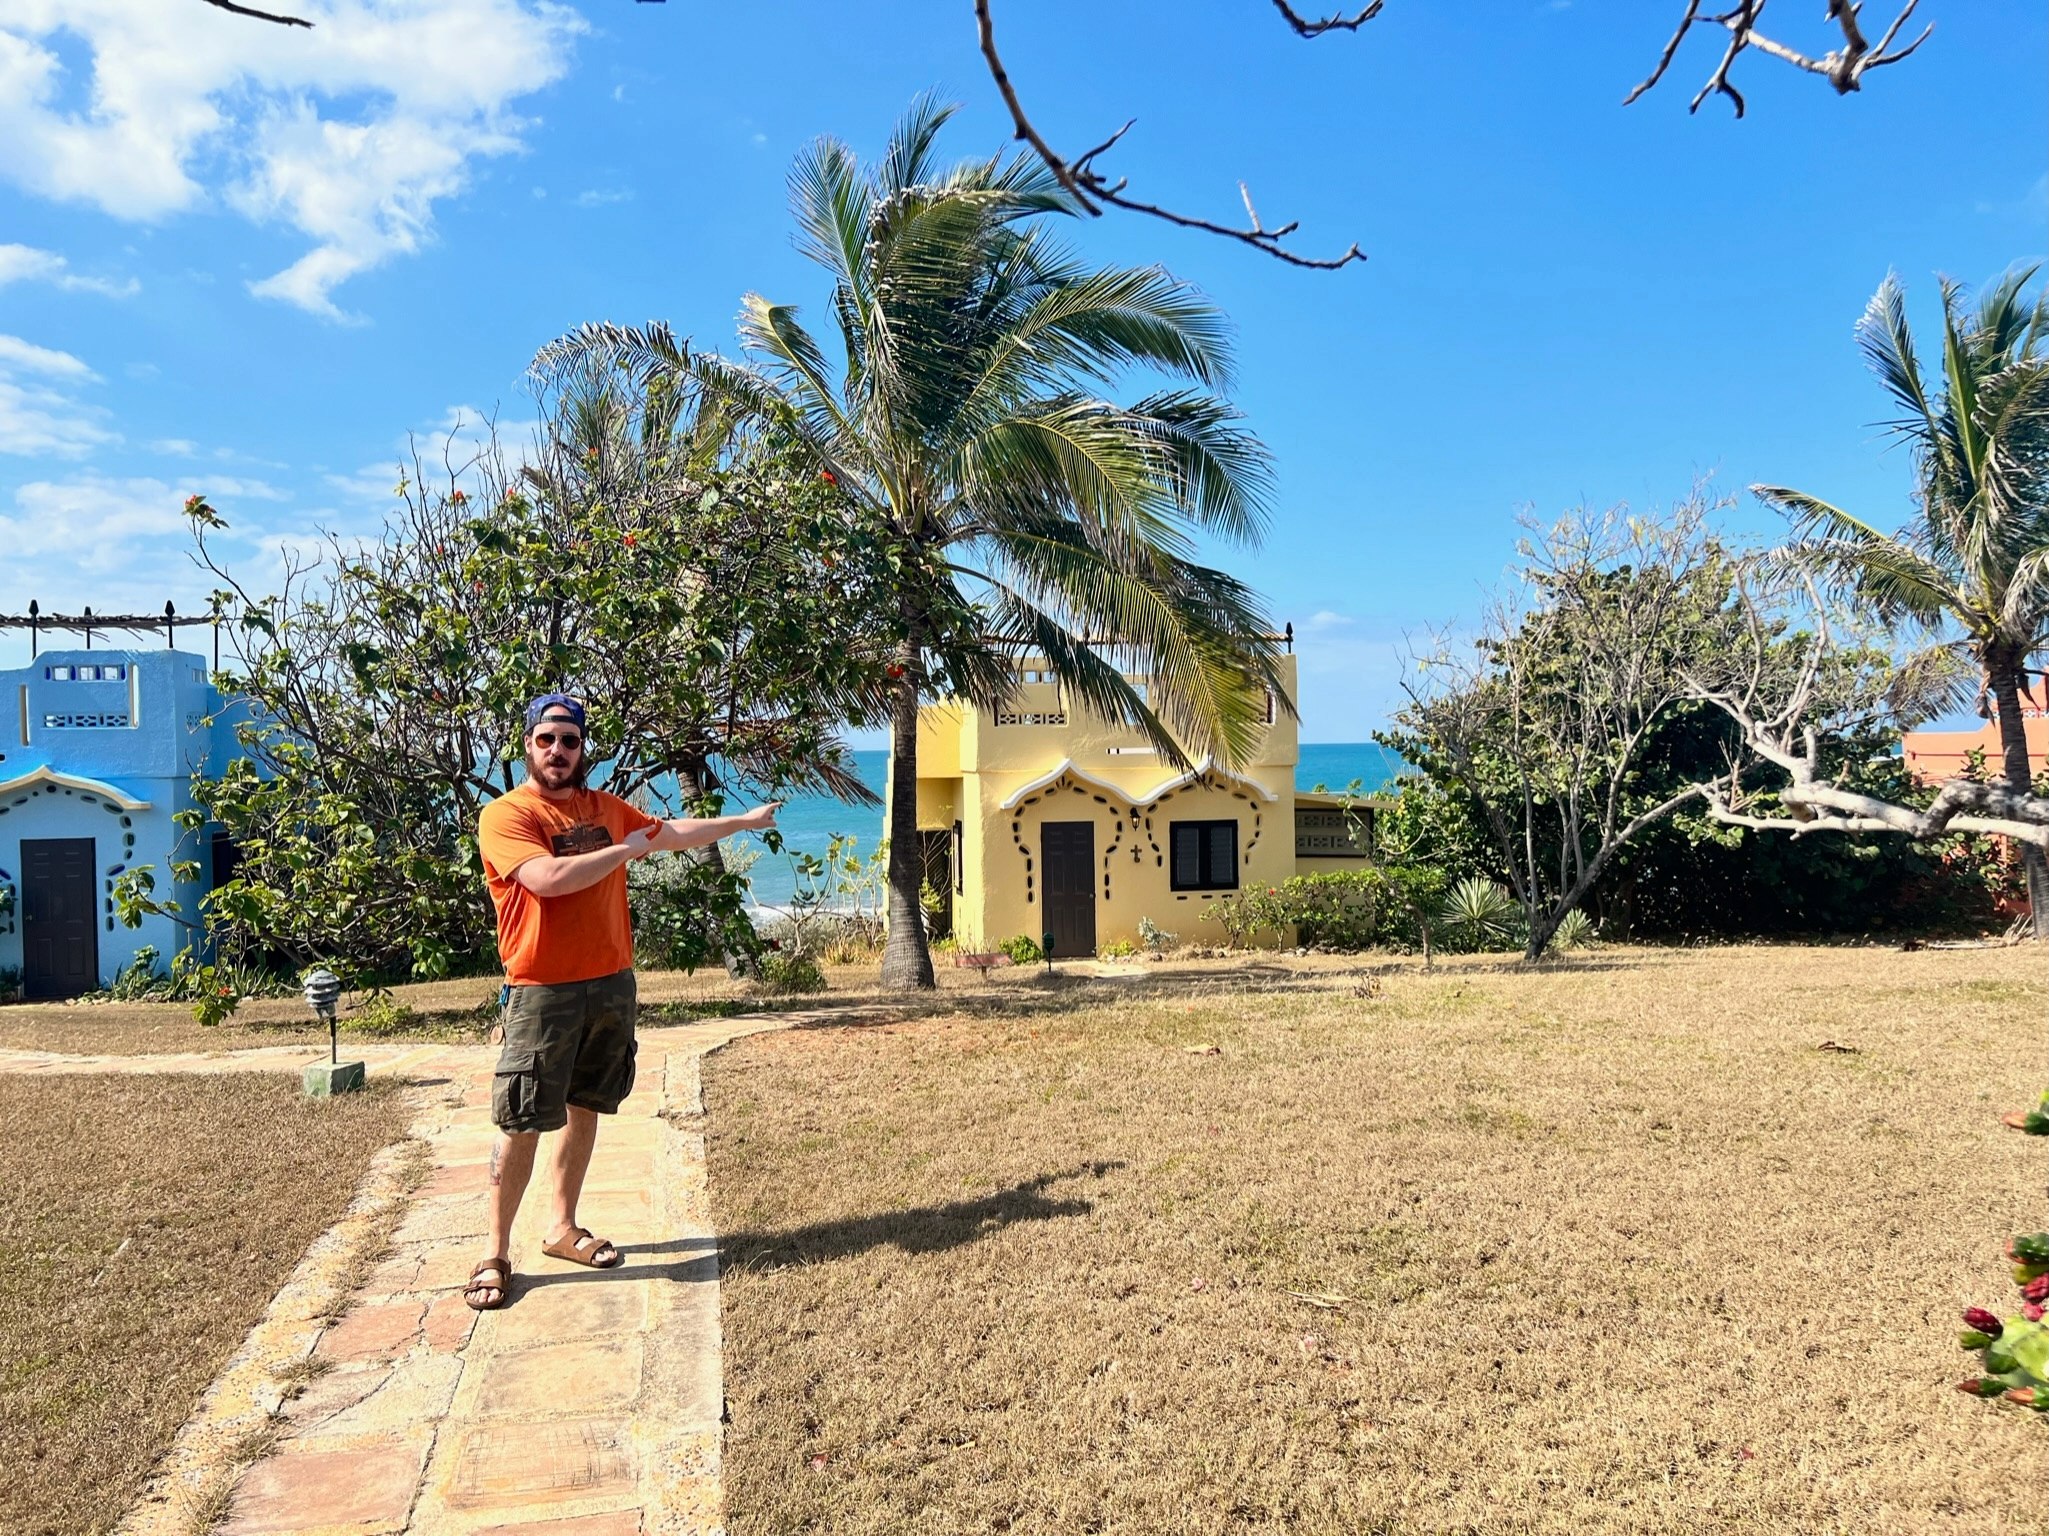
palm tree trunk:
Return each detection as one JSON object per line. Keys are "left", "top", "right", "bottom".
{"left": 1986, "top": 650, "right": 2049, "bottom": 939}
{"left": 880, "top": 647, "right": 936, "bottom": 990}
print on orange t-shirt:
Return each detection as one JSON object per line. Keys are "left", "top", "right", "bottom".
{"left": 477, "top": 783, "right": 662, "bottom": 986}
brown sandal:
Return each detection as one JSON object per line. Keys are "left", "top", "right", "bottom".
{"left": 464, "top": 1256, "right": 511, "bottom": 1311}
{"left": 542, "top": 1226, "right": 622, "bottom": 1269}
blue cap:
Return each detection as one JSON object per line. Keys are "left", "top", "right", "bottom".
{"left": 524, "top": 692, "right": 586, "bottom": 733}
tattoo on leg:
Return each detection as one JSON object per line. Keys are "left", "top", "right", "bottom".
{"left": 489, "top": 1141, "right": 503, "bottom": 1187}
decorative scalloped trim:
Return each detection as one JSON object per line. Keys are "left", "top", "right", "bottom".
{"left": 0, "top": 765, "right": 151, "bottom": 811}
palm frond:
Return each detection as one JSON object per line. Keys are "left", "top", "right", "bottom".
{"left": 1123, "top": 390, "right": 1273, "bottom": 545}
{"left": 1856, "top": 274, "right": 1944, "bottom": 459}
{"left": 876, "top": 92, "right": 959, "bottom": 198}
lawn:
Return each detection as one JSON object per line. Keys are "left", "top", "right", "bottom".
{"left": 0, "top": 1074, "right": 412, "bottom": 1536}
{"left": 704, "top": 945, "right": 2049, "bottom": 1535}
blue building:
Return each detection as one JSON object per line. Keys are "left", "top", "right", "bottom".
{"left": 0, "top": 648, "right": 240, "bottom": 999}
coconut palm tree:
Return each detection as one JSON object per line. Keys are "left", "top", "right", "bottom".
{"left": 538, "top": 97, "right": 1289, "bottom": 988}
{"left": 1757, "top": 267, "right": 2049, "bottom": 932}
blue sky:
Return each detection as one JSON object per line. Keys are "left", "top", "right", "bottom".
{"left": 0, "top": 0, "right": 2042, "bottom": 742}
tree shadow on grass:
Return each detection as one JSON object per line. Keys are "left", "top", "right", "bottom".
{"left": 718, "top": 1159, "right": 1126, "bottom": 1273}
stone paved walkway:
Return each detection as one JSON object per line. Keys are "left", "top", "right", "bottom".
{"left": 8, "top": 1014, "right": 812, "bottom": 1536}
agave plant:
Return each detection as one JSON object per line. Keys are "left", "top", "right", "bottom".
{"left": 1551, "top": 905, "right": 1599, "bottom": 951}
{"left": 1438, "top": 877, "right": 1518, "bottom": 951}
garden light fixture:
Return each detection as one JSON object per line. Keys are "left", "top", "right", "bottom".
{"left": 301, "top": 968, "right": 365, "bottom": 1096}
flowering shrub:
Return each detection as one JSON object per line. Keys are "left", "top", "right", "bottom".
{"left": 1956, "top": 1233, "right": 2049, "bottom": 1413}
{"left": 1211, "top": 872, "right": 1381, "bottom": 950}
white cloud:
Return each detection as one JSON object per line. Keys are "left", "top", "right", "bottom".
{"left": 150, "top": 438, "right": 199, "bottom": 457}
{"left": 0, "top": 333, "right": 115, "bottom": 457}
{"left": 0, "top": 242, "right": 138, "bottom": 296}
{"left": 574, "top": 187, "right": 632, "bottom": 207}
{"left": 0, "top": 0, "right": 584, "bottom": 320}
{"left": 1304, "top": 609, "right": 1355, "bottom": 632}
{"left": 0, "top": 335, "right": 94, "bottom": 381}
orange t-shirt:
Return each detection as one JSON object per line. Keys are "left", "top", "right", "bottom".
{"left": 477, "top": 783, "right": 662, "bottom": 986}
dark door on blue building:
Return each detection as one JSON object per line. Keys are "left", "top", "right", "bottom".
{"left": 23, "top": 837, "right": 98, "bottom": 1000}
{"left": 1040, "top": 821, "right": 1096, "bottom": 958}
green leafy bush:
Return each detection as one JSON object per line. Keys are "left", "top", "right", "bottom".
{"left": 1000, "top": 934, "right": 1044, "bottom": 965}
{"left": 1098, "top": 937, "right": 1139, "bottom": 959}
{"left": 1210, "top": 871, "right": 1400, "bottom": 952}
{"left": 347, "top": 993, "right": 423, "bottom": 1036}
{"left": 108, "top": 946, "right": 166, "bottom": 1001}
{"left": 629, "top": 852, "right": 763, "bottom": 974}
{"left": 1136, "top": 915, "right": 1176, "bottom": 954}
{"left": 755, "top": 951, "right": 828, "bottom": 995}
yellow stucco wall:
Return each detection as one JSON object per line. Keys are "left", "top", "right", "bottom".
{"left": 905, "top": 654, "right": 1376, "bottom": 952}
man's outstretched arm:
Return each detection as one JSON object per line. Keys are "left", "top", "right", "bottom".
{"left": 646, "top": 802, "right": 780, "bottom": 853}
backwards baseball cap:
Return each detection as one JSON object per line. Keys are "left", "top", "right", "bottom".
{"left": 524, "top": 692, "right": 587, "bottom": 732}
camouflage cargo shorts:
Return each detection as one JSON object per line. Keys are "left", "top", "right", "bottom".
{"left": 490, "top": 968, "right": 639, "bottom": 1134}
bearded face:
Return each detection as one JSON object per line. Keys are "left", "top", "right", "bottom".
{"left": 525, "top": 718, "right": 588, "bottom": 792}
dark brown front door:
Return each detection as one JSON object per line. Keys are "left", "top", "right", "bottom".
{"left": 1040, "top": 821, "right": 1096, "bottom": 958}
{"left": 23, "top": 837, "right": 98, "bottom": 1000}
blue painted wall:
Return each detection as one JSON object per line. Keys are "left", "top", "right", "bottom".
{"left": 0, "top": 648, "right": 230, "bottom": 991}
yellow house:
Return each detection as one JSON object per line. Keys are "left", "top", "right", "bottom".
{"left": 890, "top": 646, "right": 1374, "bottom": 955}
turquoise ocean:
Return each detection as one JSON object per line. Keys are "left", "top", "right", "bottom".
{"left": 720, "top": 742, "right": 1406, "bottom": 910}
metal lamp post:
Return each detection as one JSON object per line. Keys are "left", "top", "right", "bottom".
{"left": 301, "top": 968, "right": 365, "bottom": 1096}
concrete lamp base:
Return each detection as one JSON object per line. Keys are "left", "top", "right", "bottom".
{"left": 304, "top": 1060, "right": 367, "bottom": 1097}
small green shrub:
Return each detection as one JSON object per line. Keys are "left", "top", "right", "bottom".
{"left": 1136, "top": 916, "right": 1176, "bottom": 954}
{"left": 108, "top": 946, "right": 166, "bottom": 1001}
{"left": 756, "top": 952, "right": 828, "bottom": 995}
{"left": 1098, "top": 937, "right": 1139, "bottom": 959}
{"left": 348, "top": 993, "right": 422, "bottom": 1036}
{"left": 1000, "top": 934, "right": 1044, "bottom": 965}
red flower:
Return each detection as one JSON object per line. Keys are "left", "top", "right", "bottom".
{"left": 2024, "top": 1274, "right": 2049, "bottom": 1303}
{"left": 887, "top": 664, "right": 906, "bottom": 679}
{"left": 622, "top": 533, "right": 637, "bottom": 548}
{"left": 1963, "top": 1307, "right": 2003, "bottom": 1337}
{"left": 820, "top": 469, "right": 837, "bottom": 484}
{"left": 449, "top": 489, "right": 468, "bottom": 505}
{"left": 2025, "top": 1303, "right": 2046, "bottom": 1323}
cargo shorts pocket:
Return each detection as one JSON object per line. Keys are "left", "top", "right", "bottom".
{"left": 606, "top": 1038, "right": 638, "bottom": 1106}
{"left": 492, "top": 1049, "right": 543, "bottom": 1128}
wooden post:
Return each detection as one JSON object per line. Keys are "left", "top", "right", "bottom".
{"left": 27, "top": 599, "right": 37, "bottom": 660}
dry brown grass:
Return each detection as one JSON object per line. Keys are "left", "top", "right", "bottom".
{"left": 705, "top": 944, "right": 2049, "bottom": 1536}
{"left": 0, "top": 1074, "right": 411, "bottom": 1536}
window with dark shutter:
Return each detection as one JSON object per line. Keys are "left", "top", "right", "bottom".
{"left": 1169, "top": 819, "right": 1239, "bottom": 891}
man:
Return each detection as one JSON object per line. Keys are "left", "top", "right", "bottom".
{"left": 464, "top": 692, "right": 778, "bottom": 1310}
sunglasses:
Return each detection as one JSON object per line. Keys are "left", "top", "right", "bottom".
{"left": 533, "top": 729, "right": 584, "bottom": 750}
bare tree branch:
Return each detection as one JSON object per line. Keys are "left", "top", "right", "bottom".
{"left": 1268, "top": 0, "right": 1385, "bottom": 38}
{"left": 973, "top": 0, "right": 1366, "bottom": 271}
{"left": 199, "top": 0, "right": 312, "bottom": 26}
{"left": 1626, "top": 0, "right": 1932, "bottom": 118}
{"left": 1683, "top": 577, "right": 2049, "bottom": 849}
